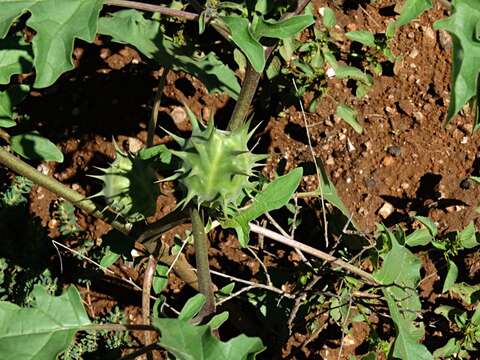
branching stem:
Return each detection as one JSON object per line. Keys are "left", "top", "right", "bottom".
{"left": 104, "top": 0, "right": 199, "bottom": 20}
{"left": 0, "top": 148, "right": 200, "bottom": 290}
{"left": 249, "top": 223, "right": 377, "bottom": 285}
{"left": 0, "top": 147, "right": 129, "bottom": 234}
{"left": 227, "top": 0, "right": 312, "bottom": 130}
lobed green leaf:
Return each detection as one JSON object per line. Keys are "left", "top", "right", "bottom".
{"left": 433, "top": 0, "right": 480, "bottom": 125}
{"left": 376, "top": 227, "right": 432, "bottom": 359}
{"left": 0, "top": 84, "right": 29, "bottom": 123}
{"left": 98, "top": 10, "right": 240, "bottom": 99}
{"left": 154, "top": 317, "right": 265, "bottom": 360}
{"left": 0, "top": 0, "right": 103, "bottom": 88}
{"left": 0, "top": 36, "right": 33, "bottom": 85}
{"left": 0, "top": 286, "right": 91, "bottom": 360}
{"left": 10, "top": 132, "right": 64, "bottom": 162}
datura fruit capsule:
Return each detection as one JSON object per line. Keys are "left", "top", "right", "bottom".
{"left": 90, "top": 142, "right": 159, "bottom": 223}
{"left": 168, "top": 109, "right": 266, "bottom": 212}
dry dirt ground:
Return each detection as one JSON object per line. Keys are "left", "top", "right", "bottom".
{"left": 5, "top": 0, "right": 479, "bottom": 358}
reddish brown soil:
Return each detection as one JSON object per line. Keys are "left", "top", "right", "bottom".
{"left": 6, "top": 0, "right": 480, "bottom": 359}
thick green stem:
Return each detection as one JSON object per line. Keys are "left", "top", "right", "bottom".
{"left": 190, "top": 206, "right": 216, "bottom": 319}
{"left": 227, "top": 63, "right": 261, "bottom": 131}
{"left": 0, "top": 147, "right": 201, "bottom": 290}
{"left": 227, "top": 0, "right": 312, "bottom": 131}
{"left": 0, "top": 147, "right": 129, "bottom": 234}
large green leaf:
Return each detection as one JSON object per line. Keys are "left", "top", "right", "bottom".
{"left": 220, "top": 16, "right": 265, "bottom": 72}
{"left": 384, "top": 294, "right": 433, "bottom": 360}
{"left": 11, "top": 132, "right": 64, "bottom": 162}
{"left": 0, "top": 0, "right": 103, "bottom": 88}
{"left": 0, "top": 285, "right": 91, "bottom": 360}
{"left": 0, "top": 84, "right": 29, "bottom": 125}
{"left": 386, "top": 0, "right": 432, "bottom": 38}
{"left": 375, "top": 226, "right": 432, "bottom": 359}
{"left": 98, "top": 10, "right": 240, "bottom": 99}
{"left": 0, "top": 36, "right": 33, "bottom": 85}
{"left": 153, "top": 318, "right": 265, "bottom": 360}
{"left": 222, "top": 168, "right": 303, "bottom": 246}
{"left": 253, "top": 15, "right": 314, "bottom": 39}
{"left": 433, "top": 0, "right": 480, "bottom": 124}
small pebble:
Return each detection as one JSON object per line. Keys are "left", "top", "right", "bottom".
{"left": 413, "top": 111, "right": 425, "bottom": 122}
{"left": 387, "top": 145, "right": 402, "bottom": 157}
{"left": 347, "top": 138, "right": 355, "bottom": 152}
{"left": 365, "top": 178, "right": 376, "bottom": 189}
{"left": 171, "top": 106, "right": 187, "bottom": 126}
{"left": 401, "top": 182, "right": 410, "bottom": 190}
{"left": 325, "top": 156, "right": 335, "bottom": 166}
{"left": 460, "top": 178, "right": 472, "bottom": 190}
{"left": 382, "top": 155, "right": 395, "bottom": 166}
{"left": 378, "top": 202, "right": 394, "bottom": 219}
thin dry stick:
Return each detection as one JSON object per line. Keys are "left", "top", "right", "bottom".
{"left": 264, "top": 212, "right": 310, "bottom": 265}
{"left": 210, "top": 269, "right": 295, "bottom": 299}
{"left": 337, "top": 297, "right": 353, "bottom": 360}
{"left": 147, "top": 67, "right": 169, "bottom": 148}
{"left": 249, "top": 224, "right": 377, "bottom": 285}
{"left": 52, "top": 240, "right": 156, "bottom": 300}
{"left": 287, "top": 275, "right": 321, "bottom": 334}
{"left": 292, "top": 79, "right": 330, "bottom": 248}
{"left": 142, "top": 255, "right": 157, "bottom": 358}
{"left": 86, "top": 282, "right": 95, "bottom": 318}
{"left": 166, "top": 237, "right": 189, "bottom": 276}
{"left": 0, "top": 129, "right": 10, "bottom": 143}
{"left": 216, "top": 285, "right": 257, "bottom": 307}
{"left": 104, "top": 0, "right": 199, "bottom": 20}
{"left": 246, "top": 247, "right": 272, "bottom": 286}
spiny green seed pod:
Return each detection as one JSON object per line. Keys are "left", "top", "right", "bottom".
{"left": 90, "top": 142, "right": 159, "bottom": 223}
{"left": 168, "top": 109, "right": 265, "bottom": 211}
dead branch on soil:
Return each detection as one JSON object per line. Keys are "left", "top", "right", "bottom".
{"left": 248, "top": 223, "right": 378, "bottom": 285}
